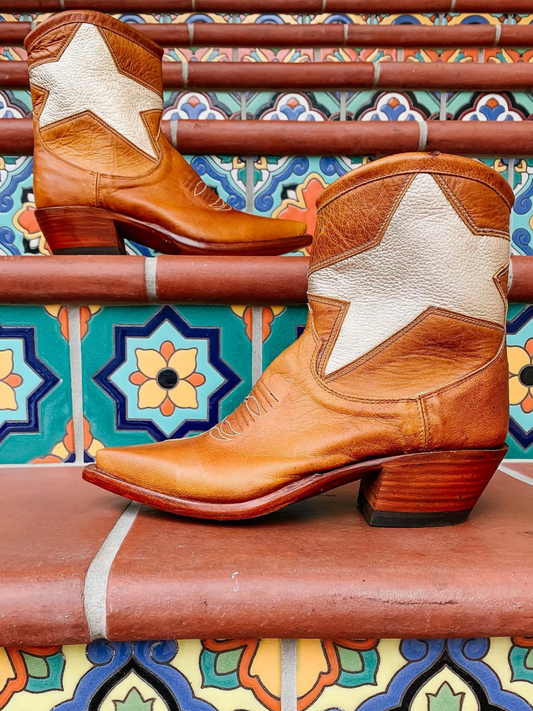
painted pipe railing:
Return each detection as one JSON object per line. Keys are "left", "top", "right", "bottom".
{"left": 4, "top": 119, "right": 533, "bottom": 156}
{"left": 4, "top": 0, "right": 533, "bottom": 12}
{"left": 3, "top": 22, "right": 533, "bottom": 48}
{"left": 3, "top": 61, "right": 533, "bottom": 91}
{"left": 0, "top": 255, "right": 531, "bottom": 305}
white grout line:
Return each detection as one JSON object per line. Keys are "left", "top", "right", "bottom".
{"left": 67, "top": 306, "right": 85, "bottom": 464}
{"left": 144, "top": 257, "right": 159, "bottom": 302}
{"left": 170, "top": 117, "right": 179, "bottom": 149}
{"left": 339, "top": 90, "right": 347, "bottom": 121}
{"left": 83, "top": 500, "right": 141, "bottom": 640}
{"left": 494, "top": 23, "right": 502, "bottom": 47}
{"left": 439, "top": 91, "right": 447, "bottom": 121}
{"left": 245, "top": 156, "right": 254, "bottom": 214}
{"left": 372, "top": 61, "right": 380, "bottom": 89}
{"left": 499, "top": 464, "right": 533, "bottom": 486}
{"left": 281, "top": 639, "right": 297, "bottom": 711}
{"left": 188, "top": 23, "right": 194, "bottom": 46}
{"left": 417, "top": 121, "right": 428, "bottom": 152}
{"left": 251, "top": 306, "right": 263, "bottom": 385}
{"left": 182, "top": 60, "right": 189, "bottom": 89}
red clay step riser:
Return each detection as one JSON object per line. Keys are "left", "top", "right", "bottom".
{"left": 0, "top": 255, "right": 531, "bottom": 305}
{"left": 6, "top": 119, "right": 533, "bottom": 156}
{"left": 4, "top": 0, "right": 533, "bottom": 12}
{"left": 3, "top": 61, "right": 533, "bottom": 91}
{"left": 4, "top": 22, "right": 533, "bottom": 48}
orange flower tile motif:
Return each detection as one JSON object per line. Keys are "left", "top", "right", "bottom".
{"left": 230, "top": 306, "right": 286, "bottom": 342}
{"left": 0, "top": 349, "right": 22, "bottom": 411}
{"left": 32, "top": 417, "right": 103, "bottom": 463}
{"left": 130, "top": 341, "right": 206, "bottom": 417}
{"left": 44, "top": 305, "right": 102, "bottom": 341}
{"left": 508, "top": 339, "right": 533, "bottom": 414}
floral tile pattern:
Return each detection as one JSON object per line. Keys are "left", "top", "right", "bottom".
{"left": 82, "top": 305, "right": 251, "bottom": 455}
{"left": 0, "top": 306, "right": 71, "bottom": 464}
{"left": 1, "top": 637, "right": 532, "bottom": 710}
{"left": 507, "top": 304, "right": 533, "bottom": 457}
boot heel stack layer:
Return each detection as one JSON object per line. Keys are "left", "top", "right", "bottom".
{"left": 36, "top": 206, "right": 127, "bottom": 255}
{"left": 358, "top": 446, "right": 507, "bottom": 528}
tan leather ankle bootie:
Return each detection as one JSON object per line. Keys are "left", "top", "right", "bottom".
{"left": 85, "top": 152, "right": 513, "bottom": 527}
{"left": 25, "top": 11, "right": 309, "bottom": 256}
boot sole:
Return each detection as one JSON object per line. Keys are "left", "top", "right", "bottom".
{"left": 82, "top": 445, "right": 507, "bottom": 526}
{"left": 35, "top": 206, "right": 312, "bottom": 256}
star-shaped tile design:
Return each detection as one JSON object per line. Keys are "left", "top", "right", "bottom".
{"left": 29, "top": 23, "right": 162, "bottom": 158}
{"left": 308, "top": 172, "right": 509, "bottom": 375}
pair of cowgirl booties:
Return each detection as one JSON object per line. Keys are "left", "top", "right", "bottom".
{"left": 27, "top": 13, "right": 513, "bottom": 526}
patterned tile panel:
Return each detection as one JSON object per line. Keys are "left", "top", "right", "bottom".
{"left": 0, "top": 305, "right": 71, "bottom": 464}
{"left": 81, "top": 305, "right": 251, "bottom": 457}
{"left": 1, "top": 637, "right": 532, "bottom": 710}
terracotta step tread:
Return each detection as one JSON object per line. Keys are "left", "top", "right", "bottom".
{"left": 0, "top": 463, "right": 532, "bottom": 645}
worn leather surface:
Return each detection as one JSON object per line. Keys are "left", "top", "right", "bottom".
{"left": 308, "top": 171, "right": 510, "bottom": 374}
{"left": 25, "top": 10, "right": 306, "bottom": 245}
{"left": 95, "top": 152, "right": 513, "bottom": 506}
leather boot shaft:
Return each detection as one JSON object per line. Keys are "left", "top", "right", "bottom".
{"left": 307, "top": 152, "right": 514, "bottom": 447}
{"left": 26, "top": 11, "right": 164, "bottom": 209}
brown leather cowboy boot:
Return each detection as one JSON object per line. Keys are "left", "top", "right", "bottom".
{"left": 84, "top": 152, "right": 512, "bottom": 527}
{"left": 25, "top": 11, "right": 309, "bottom": 255}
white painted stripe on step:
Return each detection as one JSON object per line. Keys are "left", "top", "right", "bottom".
{"left": 343, "top": 22, "right": 348, "bottom": 45}
{"left": 499, "top": 464, "right": 533, "bottom": 487}
{"left": 170, "top": 117, "right": 179, "bottom": 149}
{"left": 145, "top": 257, "right": 158, "bottom": 302}
{"left": 417, "top": 121, "right": 428, "bottom": 152}
{"left": 67, "top": 306, "right": 85, "bottom": 463}
{"left": 281, "top": 639, "right": 297, "bottom": 711}
{"left": 84, "top": 500, "right": 141, "bottom": 639}
{"left": 372, "top": 61, "right": 380, "bottom": 88}
{"left": 182, "top": 60, "right": 189, "bottom": 88}
{"left": 494, "top": 24, "right": 502, "bottom": 47}
{"left": 188, "top": 23, "right": 194, "bottom": 46}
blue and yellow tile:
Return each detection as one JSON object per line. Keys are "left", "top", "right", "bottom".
{"left": 82, "top": 305, "right": 251, "bottom": 455}
{"left": 0, "top": 306, "right": 71, "bottom": 464}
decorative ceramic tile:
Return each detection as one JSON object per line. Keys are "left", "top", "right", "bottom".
{"left": 0, "top": 639, "right": 282, "bottom": 710}
{"left": 346, "top": 90, "right": 442, "bottom": 121}
{"left": 507, "top": 304, "right": 533, "bottom": 457}
{"left": 82, "top": 305, "right": 251, "bottom": 456}
{"left": 1, "top": 638, "right": 532, "bottom": 710}
{"left": 0, "top": 90, "right": 31, "bottom": 118}
{"left": 509, "top": 159, "right": 533, "bottom": 256}
{"left": 164, "top": 90, "right": 242, "bottom": 121}
{"left": 297, "top": 638, "right": 533, "bottom": 711}
{"left": 0, "top": 157, "right": 37, "bottom": 257}
{"left": 262, "top": 306, "right": 307, "bottom": 371}
{"left": 253, "top": 155, "right": 366, "bottom": 230}
{"left": 447, "top": 91, "right": 533, "bottom": 121}
{"left": 0, "top": 305, "right": 71, "bottom": 464}
{"left": 247, "top": 91, "right": 340, "bottom": 121}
